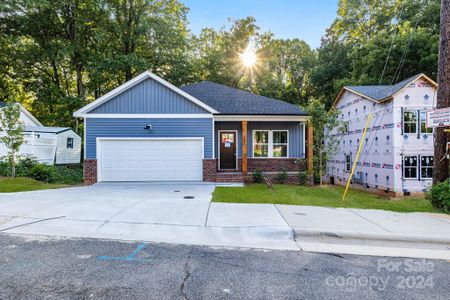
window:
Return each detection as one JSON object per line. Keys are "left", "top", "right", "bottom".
{"left": 345, "top": 155, "right": 351, "bottom": 172}
{"left": 253, "top": 130, "right": 288, "bottom": 158}
{"left": 420, "top": 111, "right": 432, "bottom": 134}
{"left": 403, "top": 156, "right": 418, "bottom": 179}
{"left": 420, "top": 156, "right": 433, "bottom": 179}
{"left": 403, "top": 111, "right": 417, "bottom": 133}
{"left": 272, "top": 131, "right": 288, "bottom": 157}
{"left": 67, "top": 137, "right": 74, "bottom": 149}
{"left": 253, "top": 131, "right": 269, "bottom": 157}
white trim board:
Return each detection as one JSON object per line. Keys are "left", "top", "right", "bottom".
{"left": 83, "top": 114, "right": 213, "bottom": 119}
{"left": 74, "top": 71, "right": 219, "bottom": 117}
{"left": 252, "top": 129, "right": 289, "bottom": 158}
{"left": 214, "top": 115, "right": 308, "bottom": 122}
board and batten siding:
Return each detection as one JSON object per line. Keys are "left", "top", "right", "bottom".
{"left": 85, "top": 118, "right": 213, "bottom": 159}
{"left": 89, "top": 78, "right": 209, "bottom": 114}
{"left": 214, "top": 121, "right": 305, "bottom": 158}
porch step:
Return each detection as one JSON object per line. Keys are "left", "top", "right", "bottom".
{"left": 215, "top": 172, "right": 244, "bottom": 183}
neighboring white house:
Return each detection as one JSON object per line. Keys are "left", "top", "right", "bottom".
{"left": 0, "top": 101, "right": 81, "bottom": 165}
{"left": 324, "top": 74, "right": 437, "bottom": 196}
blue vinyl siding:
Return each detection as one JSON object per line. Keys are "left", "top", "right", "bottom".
{"left": 86, "top": 118, "right": 213, "bottom": 159}
{"left": 90, "top": 78, "right": 209, "bottom": 114}
{"left": 215, "top": 121, "right": 305, "bottom": 158}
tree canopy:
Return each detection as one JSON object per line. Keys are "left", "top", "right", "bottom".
{"left": 0, "top": 0, "right": 440, "bottom": 126}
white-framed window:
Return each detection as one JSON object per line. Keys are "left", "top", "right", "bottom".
{"left": 403, "top": 111, "right": 417, "bottom": 134}
{"left": 403, "top": 156, "right": 418, "bottom": 179}
{"left": 420, "top": 156, "right": 433, "bottom": 179}
{"left": 420, "top": 111, "right": 433, "bottom": 134}
{"left": 67, "top": 137, "right": 74, "bottom": 149}
{"left": 345, "top": 154, "right": 351, "bottom": 172}
{"left": 253, "top": 130, "right": 288, "bottom": 158}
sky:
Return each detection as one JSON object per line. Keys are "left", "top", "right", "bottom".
{"left": 181, "top": 0, "right": 338, "bottom": 49}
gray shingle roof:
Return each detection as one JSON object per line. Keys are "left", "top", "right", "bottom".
{"left": 0, "top": 101, "right": 7, "bottom": 108}
{"left": 24, "top": 126, "right": 71, "bottom": 134}
{"left": 346, "top": 74, "right": 424, "bottom": 101}
{"left": 181, "top": 81, "right": 307, "bottom": 115}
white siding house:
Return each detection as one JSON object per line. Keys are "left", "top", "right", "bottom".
{"left": 0, "top": 101, "right": 81, "bottom": 165}
{"left": 325, "top": 74, "right": 437, "bottom": 195}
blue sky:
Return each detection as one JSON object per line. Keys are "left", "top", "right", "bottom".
{"left": 182, "top": 0, "right": 338, "bottom": 49}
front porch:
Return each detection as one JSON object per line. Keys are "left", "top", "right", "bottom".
{"left": 203, "top": 116, "right": 313, "bottom": 183}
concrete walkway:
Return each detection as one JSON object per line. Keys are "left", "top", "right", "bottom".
{"left": 277, "top": 205, "right": 450, "bottom": 259}
{"left": 0, "top": 183, "right": 449, "bottom": 259}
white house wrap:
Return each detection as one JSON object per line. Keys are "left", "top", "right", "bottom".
{"left": 325, "top": 74, "right": 437, "bottom": 195}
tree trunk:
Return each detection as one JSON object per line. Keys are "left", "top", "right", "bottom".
{"left": 319, "top": 150, "right": 323, "bottom": 186}
{"left": 11, "top": 152, "right": 15, "bottom": 178}
{"left": 433, "top": 0, "right": 450, "bottom": 184}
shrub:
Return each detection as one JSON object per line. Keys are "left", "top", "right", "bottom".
{"left": 298, "top": 172, "right": 307, "bottom": 185}
{"left": 426, "top": 180, "right": 450, "bottom": 212}
{"left": 0, "top": 158, "right": 8, "bottom": 176}
{"left": 275, "top": 169, "right": 288, "bottom": 184}
{"left": 52, "top": 165, "right": 83, "bottom": 184}
{"left": 15, "top": 157, "right": 38, "bottom": 177}
{"left": 29, "top": 164, "right": 57, "bottom": 183}
{"left": 0, "top": 156, "right": 38, "bottom": 177}
{"left": 252, "top": 169, "right": 264, "bottom": 183}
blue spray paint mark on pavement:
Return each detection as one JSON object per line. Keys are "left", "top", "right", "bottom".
{"left": 97, "top": 243, "right": 153, "bottom": 263}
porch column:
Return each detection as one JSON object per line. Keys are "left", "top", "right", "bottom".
{"left": 242, "top": 120, "right": 248, "bottom": 176}
{"left": 307, "top": 121, "right": 313, "bottom": 173}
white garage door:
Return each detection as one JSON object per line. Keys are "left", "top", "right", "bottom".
{"left": 98, "top": 138, "right": 203, "bottom": 181}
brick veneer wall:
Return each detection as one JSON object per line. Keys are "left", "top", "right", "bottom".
{"left": 84, "top": 159, "right": 97, "bottom": 184}
{"left": 202, "top": 159, "right": 217, "bottom": 182}
{"left": 247, "top": 158, "right": 305, "bottom": 172}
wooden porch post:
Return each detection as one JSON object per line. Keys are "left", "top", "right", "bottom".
{"left": 242, "top": 120, "right": 248, "bottom": 176}
{"left": 307, "top": 121, "right": 313, "bottom": 173}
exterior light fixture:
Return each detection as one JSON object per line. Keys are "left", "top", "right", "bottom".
{"left": 144, "top": 124, "right": 152, "bottom": 131}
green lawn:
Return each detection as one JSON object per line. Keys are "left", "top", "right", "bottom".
{"left": 212, "top": 184, "right": 433, "bottom": 213}
{"left": 0, "top": 177, "right": 68, "bottom": 193}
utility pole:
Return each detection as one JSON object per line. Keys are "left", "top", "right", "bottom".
{"left": 433, "top": 0, "right": 450, "bottom": 184}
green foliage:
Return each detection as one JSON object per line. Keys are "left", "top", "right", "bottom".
{"left": 29, "top": 164, "right": 56, "bottom": 183}
{"left": 52, "top": 165, "right": 84, "bottom": 184}
{"left": 0, "top": 0, "right": 441, "bottom": 131}
{"left": 0, "top": 102, "right": 25, "bottom": 177}
{"left": 252, "top": 169, "right": 264, "bottom": 183}
{"left": 304, "top": 98, "right": 343, "bottom": 185}
{"left": 426, "top": 180, "right": 450, "bottom": 212}
{"left": 0, "top": 157, "right": 82, "bottom": 184}
{"left": 275, "top": 169, "right": 288, "bottom": 184}
{"left": 298, "top": 172, "right": 307, "bottom": 185}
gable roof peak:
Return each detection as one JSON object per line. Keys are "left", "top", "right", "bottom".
{"left": 334, "top": 73, "right": 436, "bottom": 107}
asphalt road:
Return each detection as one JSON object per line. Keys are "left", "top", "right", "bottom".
{"left": 0, "top": 234, "right": 448, "bottom": 300}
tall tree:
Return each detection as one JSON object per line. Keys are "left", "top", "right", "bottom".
{"left": 0, "top": 103, "right": 25, "bottom": 178}
{"left": 255, "top": 39, "right": 317, "bottom": 105}
{"left": 433, "top": 0, "right": 450, "bottom": 183}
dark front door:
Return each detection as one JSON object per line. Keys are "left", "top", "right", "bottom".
{"left": 219, "top": 132, "right": 237, "bottom": 169}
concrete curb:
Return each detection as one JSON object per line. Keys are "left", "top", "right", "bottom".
{"left": 294, "top": 228, "right": 450, "bottom": 245}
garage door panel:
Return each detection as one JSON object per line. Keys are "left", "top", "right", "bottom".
{"left": 98, "top": 139, "right": 203, "bottom": 182}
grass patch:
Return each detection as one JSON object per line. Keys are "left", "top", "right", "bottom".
{"left": 212, "top": 184, "right": 433, "bottom": 213}
{"left": 0, "top": 177, "right": 68, "bottom": 193}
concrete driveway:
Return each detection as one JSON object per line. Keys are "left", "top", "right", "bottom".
{"left": 0, "top": 183, "right": 295, "bottom": 250}
{"left": 0, "top": 183, "right": 214, "bottom": 226}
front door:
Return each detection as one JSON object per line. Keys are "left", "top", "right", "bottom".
{"left": 219, "top": 132, "right": 237, "bottom": 169}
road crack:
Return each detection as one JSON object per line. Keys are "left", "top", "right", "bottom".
{"left": 179, "top": 249, "right": 193, "bottom": 300}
